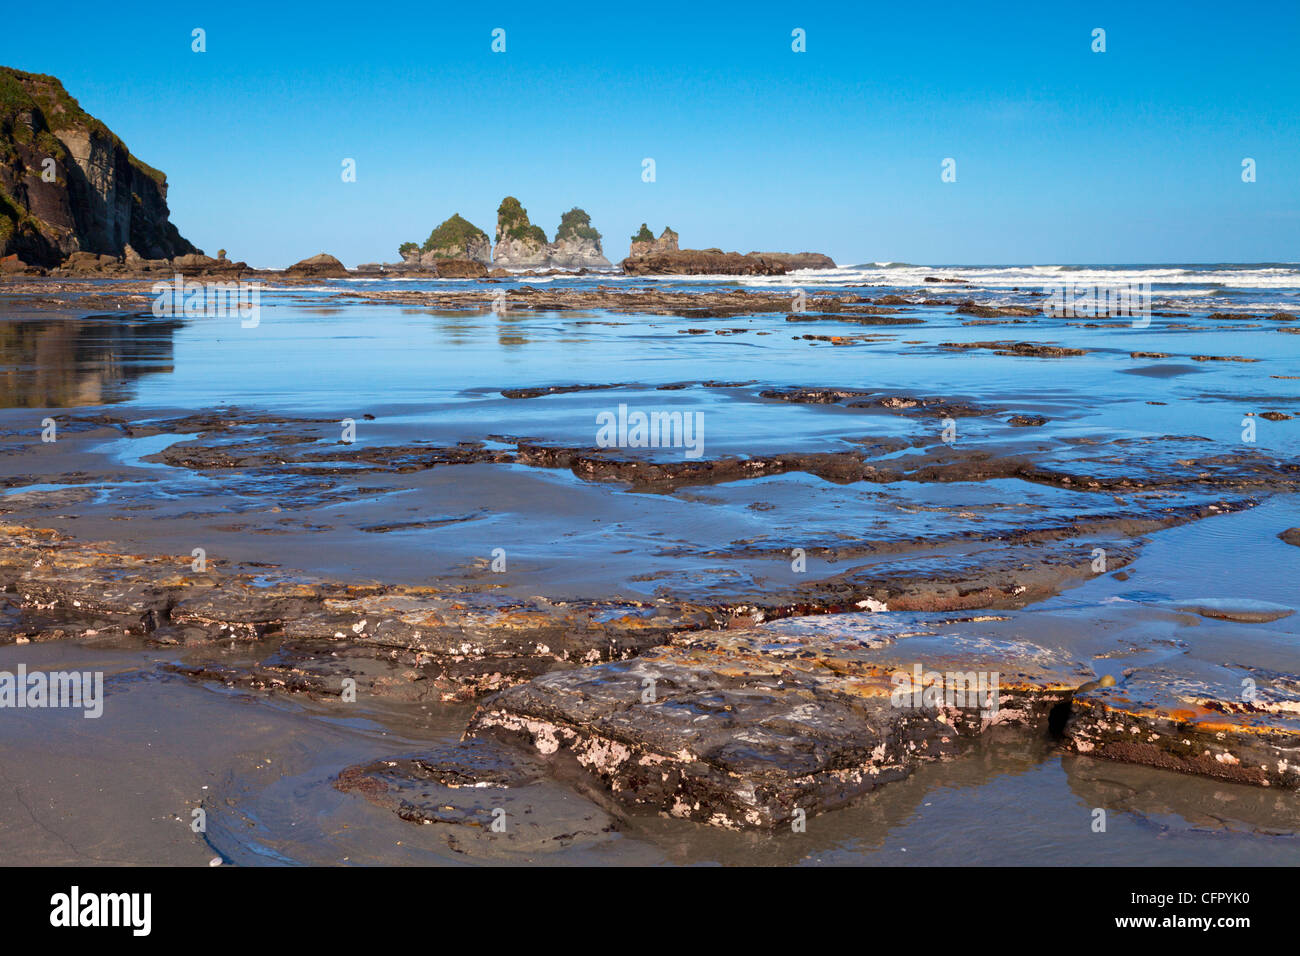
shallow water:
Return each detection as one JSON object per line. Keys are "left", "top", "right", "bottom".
{"left": 1, "top": 267, "right": 1297, "bottom": 865}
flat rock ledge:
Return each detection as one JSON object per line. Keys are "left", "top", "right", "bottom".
{"left": 460, "top": 616, "right": 1091, "bottom": 828}
{"left": 368, "top": 611, "right": 1300, "bottom": 830}
{"left": 0, "top": 523, "right": 711, "bottom": 701}
{"left": 1068, "top": 662, "right": 1300, "bottom": 789}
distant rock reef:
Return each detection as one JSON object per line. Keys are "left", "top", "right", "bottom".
{"left": 620, "top": 226, "right": 835, "bottom": 275}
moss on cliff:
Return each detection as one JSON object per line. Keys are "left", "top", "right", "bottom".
{"left": 1, "top": 68, "right": 166, "bottom": 187}
{"left": 0, "top": 66, "right": 192, "bottom": 262}
{"left": 0, "top": 186, "right": 38, "bottom": 245}
{"left": 0, "top": 189, "right": 17, "bottom": 242}
{"left": 422, "top": 213, "right": 488, "bottom": 253}
{"left": 0, "top": 67, "right": 112, "bottom": 140}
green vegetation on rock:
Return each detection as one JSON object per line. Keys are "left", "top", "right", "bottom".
{"left": 398, "top": 240, "right": 418, "bottom": 258}
{"left": 631, "top": 223, "right": 654, "bottom": 243}
{"left": 0, "top": 67, "right": 165, "bottom": 187}
{"left": 129, "top": 156, "right": 166, "bottom": 186}
{"left": 0, "top": 70, "right": 38, "bottom": 119}
{"left": 556, "top": 207, "right": 600, "bottom": 243}
{"left": 422, "top": 213, "right": 487, "bottom": 253}
{"left": 0, "top": 67, "right": 112, "bottom": 139}
{"left": 0, "top": 187, "right": 35, "bottom": 245}
{"left": 0, "top": 67, "right": 192, "bottom": 264}
{"left": 497, "top": 196, "right": 547, "bottom": 244}
{"left": 0, "top": 190, "right": 16, "bottom": 243}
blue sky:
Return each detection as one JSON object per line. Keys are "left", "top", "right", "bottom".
{"left": 4, "top": 0, "right": 1297, "bottom": 267}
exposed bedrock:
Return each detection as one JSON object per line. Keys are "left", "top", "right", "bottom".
{"left": 460, "top": 619, "right": 1088, "bottom": 828}
{"left": 749, "top": 251, "right": 836, "bottom": 270}
{"left": 335, "top": 740, "right": 621, "bottom": 854}
{"left": 361, "top": 602, "right": 1300, "bottom": 830}
{"left": 628, "top": 225, "right": 678, "bottom": 258}
{"left": 621, "top": 248, "right": 790, "bottom": 276}
{"left": 1067, "top": 662, "right": 1300, "bottom": 789}
{"left": 324, "top": 286, "right": 940, "bottom": 318}
{"left": 0, "top": 505, "right": 1169, "bottom": 698}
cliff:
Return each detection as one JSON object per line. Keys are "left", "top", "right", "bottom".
{"left": 0, "top": 67, "right": 198, "bottom": 267}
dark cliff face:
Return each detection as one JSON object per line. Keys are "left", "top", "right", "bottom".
{"left": 0, "top": 67, "right": 197, "bottom": 266}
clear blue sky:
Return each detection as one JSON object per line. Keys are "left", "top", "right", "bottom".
{"left": 4, "top": 0, "right": 1297, "bottom": 267}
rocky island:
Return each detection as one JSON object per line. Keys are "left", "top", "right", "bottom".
{"left": 548, "top": 207, "right": 611, "bottom": 268}
{"left": 377, "top": 202, "right": 610, "bottom": 274}
{"left": 491, "top": 197, "right": 612, "bottom": 269}
{"left": 415, "top": 212, "right": 492, "bottom": 266}
{"left": 491, "top": 196, "right": 549, "bottom": 268}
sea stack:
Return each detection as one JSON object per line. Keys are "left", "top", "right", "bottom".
{"left": 419, "top": 213, "right": 491, "bottom": 267}
{"left": 629, "top": 225, "right": 678, "bottom": 258}
{"left": 548, "top": 207, "right": 610, "bottom": 268}
{"left": 492, "top": 196, "right": 549, "bottom": 268}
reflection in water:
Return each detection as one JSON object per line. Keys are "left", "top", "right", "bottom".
{"left": 1063, "top": 752, "right": 1300, "bottom": 837}
{"left": 422, "top": 309, "right": 474, "bottom": 348}
{"left": 419, "top": 308, "right": 535, "bottom": 349}
{"left": 0, "top": 315, "right": 180, "bottom": 408}
{"left": 498, "top": 321, "right": 530, "bottom": 348}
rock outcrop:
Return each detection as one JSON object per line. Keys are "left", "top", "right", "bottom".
{"left": 621, "top": 247, "right": 789, "bottom": 276}
{"left": 629, "top": 224, "right": 678, "bottom": 257}
{"left": 286, "top": 253, "right": 348, "bottom": 278}
{"left": 621, "top": 231, "right": 832, "bottom": 275}
{"left": 430, "top": 258, "right": 487, "bottom": 278}
{"left": 419, "top": 213, "right": 491, "bottom": 266}
{"left": 50, "top": 249, "right": 247, "bottom": 276}
{"left": 492, "top": 196, "right": 549, "bottom": 268}
{"left": 0, "top": 252, "right": 30, "bottom": 274}
{"left": 547, "top": 207, "right": 610, "bottom": 268}
{"left": 750, "top": 251, "right": 836, "bottom": 270}
{"left": 461, "top": 616, "right": 1087, "bottom": 828}
{"left": 0, "top": 67, "right": 198, "bottom": 268}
